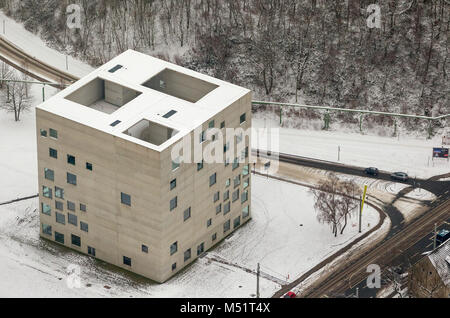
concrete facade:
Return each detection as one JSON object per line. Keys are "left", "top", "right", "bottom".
{"left": 36, "top": 50, "right": 252, "bottom": 283}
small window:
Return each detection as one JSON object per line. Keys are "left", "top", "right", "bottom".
{"left": 225, "top": 178, "right": 230, "bottom": 188}
{"left": 162, "top": 110, "right": 177, "bottom": 118}
{"left": 67, "top": 173, "right": 77, "bottom": 185}
{"left": 108, "top": 64, "right": 123, "bottom": 73}
{"left": 86, "top": 162, "right": 93, "bottom": 171}
{"left": 172, "top": 263, "right": 177, "bottom": 271}
{"left": 42, "top": 224, "right": 52, "bottom": 236}
{"left": 223, "top": 220, "right": 231, "bottom": 233}
{"left": 142, "top": 244, "right": 148, "bottom": 253}
{"left": 110, "top": 120, "right": 121, "bottom": 127}
{"left": 232, "top": 157, "right": 239, "bottom": 170}
{"left": 123, "top": 256, "right": 132, "bottom": 266}
{"left": 80, "top": 221, "right": 88, "bottom": 232}
{"left": 44, "top": 168, "right": 54, "bottom": 181}
{"left": 170, "top": 242, "right": 178, "bottom": 255}
{"left": 71, "top": 234, "right": 81, "bottom": 247}
{"left": 170, "top": 179, "right": 177, "bottom": 190}
{"left": 224, "top": 142, "right": 230, "bottom": 153}
{"left": 212, "top": 233, "right": 217, "bottom": 241}
{"left": 234, "top": 175, "right": 241, "bottom": 188}
{"left": 80, "top": 203, "right": 87, "bottom": 212}
{"left": 170, "top": 197, "right": 177, "bottom": 211}
{"left": 121, "top": 192, "right": 131, "bottom": 206}
{"left": 220, "top": 121, "right": 225, "bottom": 129}
{"left": 67, "top": 201, "right": 75, "bottom": 211}
{"left": 88, "top": 246, "right": 96, "bottom": 256}
{"left": 200, "top": 130, "right": 206, "bottom": 143}
{"left": 183, "top": 207, "right": 191, "bottom": 221}
{"left": 234, "top": 216, "right": 241, "bottom": 228}
{"left": 209, "top": 173, "right": 217, "bottom": 187}
{"left": 43, "top": 186, "right": 52, "bottom": 199}
{"left": 213, "top": 191, "right": 220, "bottom": 203}
{"left": 240, "top": 113, "right": 246, "bottom": 124}
{"left": 242, "top": 206, "right": 250, "bottom": 218}
{"left": 223, "top": 190, "right": 229, "bottom": 202}
{"left": 172, "top": 157, "right": 180, "bottom": 171}
{"left": 55, "top": 200, "right": 64, "bottom": 211}
{"left": 243, "top": 165, "right": 249, "bottom": 176}
{"left": 197, "top": 161, "right": 204, "bottom": 171}
{"left": 55, "top": 186, "right": 64, "bottom": 199}
{"left": 232, "top": 189, "right": 240, "bottom": 202}
{"left": 207, "top": 218, "right": 212, "bottom": 228}
{"left": 241, "top": 190, "right": 248, "bottom": 204}
{"left": 55, "top": 232, "right": 64, "bottom": 244}
{"left": 55, "top": 212, "right": 65, "bottom": 225}
{"left": 40, "top": 129, "right": 47, "bottom": 137}
{"left": 224, "top": 202, "right": 231, "bottom": 215}
{"left": 49, "top": 148, "right": 57, "bottom": 159}
{"left": 49, "top": 128, "right": 58, "bottom": 139}
{"left": 208, "top": 120, "right": 215, "bottom": 129}
{"left": 184, "top": 249, "right": 191, "bottom": 262}
{"left": 197, "top": 242, "right": 204, "bottom": 256}
{"left": 68, "top": 213, "right": 77, "bottom": 226}
{"left": 41, "top": 203, "right": 51, "bottom": 215}
{"left": 243, "top": 178, "right": 249, "bottom": 189}
{"left": 67, "top": 155, "right": 76, "bottom": 165}
{"left": 216, "top": 204, "right": 222, "bottom": 214}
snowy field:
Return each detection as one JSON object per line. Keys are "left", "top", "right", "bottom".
{"left": 253, "top": 116, "right": 450, "bottom": 179}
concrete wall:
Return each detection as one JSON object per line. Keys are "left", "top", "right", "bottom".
{"left": 65, "top": 78, "right": 104, "bottom": 107}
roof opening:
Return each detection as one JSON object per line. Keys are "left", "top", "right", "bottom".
{"left": 109, "top": 65, "right": 123, "bottom": 73}
{"left": 65, "top": 77, "right": 141, "bottom": 114}
{"left": 110, "top": 120, "right": 121, "bottom": 127}
{"left": 162, "top": 110, "right": 177, "bottom": 119}
{"left": 124, "top": 119, "right": 179, "bottom": 146}
{"left": 142, "top": 68, "right": 218, "bottom": 103}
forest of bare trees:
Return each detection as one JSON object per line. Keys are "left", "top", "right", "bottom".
{"left": 1, "top": 0, "right": 448, "bottom": 132}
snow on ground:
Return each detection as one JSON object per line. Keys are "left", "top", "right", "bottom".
{"left": 0, "top": 11, "right": 94, "bottom": 79}
{"left": 404, "top": 188, "right": 436, "bottom": 201}
{"left": 253, "top": 116, "right": 450, "bottom": 179}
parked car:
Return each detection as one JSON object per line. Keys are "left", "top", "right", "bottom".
{"left": 283, "top": 291, "right": 296, "bottom": 298}
{"left": 436, "top": 229, "right": 450, "bottom": 246}
{"left": 364, "top": 167, "right": 379, "bottom": 176}
{"left": 390, "top": 172, "right": 409, "bottom": 182}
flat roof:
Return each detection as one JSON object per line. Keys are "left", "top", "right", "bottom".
{"left": 36, "top": 50, "right": 250, "bottom": 152}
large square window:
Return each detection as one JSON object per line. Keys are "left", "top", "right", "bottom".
{"left": 56, "top": 212, "right": 65, "bottom": 225}
{"left": 71, "top": 234, "right": 81, "bottom": 247}
{"left": 67, "top": 173, "right": 77, "bottom": 185}
{"left": 55, "top": 186, "right": 64, "bottom": 199}
{"left": 170, "top": 197, "right": 178, "bottom": 211}
{"left": 183, "top": 207, "right": 191, "bottom": 221}
{"left": 67, "top": 155, "right": 76, "bottom": 165}
{"left": 55, "top": 232, "right": 64, "bottom": 244}
{"left": 55, "top": 201, "right": 64, "bottom": 211}
{"left": 49, "top": 128, "right": 58, "bottom": 139}
{"left": 170, "top": 242, "right": 178, "bottom": 255}
{"left": 49, "top": 148, "right": 57, "bottom": 159}
{"left": 197, "top": 242, "right": 204, "bottom": 256}
{"left": 42, "top": 224, "right": 52, "bottom": 236}
{"left": 209, "top": 173, "right": 217, "bottom": 187}
{"left": 43, "top": 186, "right": 52, "bottom": 199}
{"left": 223, "top": 220, "right": 230, "bottom": 233}
{"left": 184, "top": 249, "right": 191, "bottom": 262}
{"left": 44, "top": 168, "right": 54, "bottom": 181}
{"left": 170, "top": 179, "right": 176, "bottom": 190}
{"left": 41, "top": 203, "right": 51, "bottom": 215}
{"left": 123, "top": 256, "right": 132, "bottom": 266}
{"left": 80, "top": 222, "right": 88, "bottom": 232}
{"left": 68, "top": 213, "right": 77, "bottom": 226}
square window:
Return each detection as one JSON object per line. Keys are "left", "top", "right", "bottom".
{"left": 67, "top": 155, "right": 76, "bottom": 165}
{"left": 216, "top": 204, "right": 222, "bottom": 214}
{"left": 55, "top": 200, "right": 64, "bottom": 211}
{"left": 184, "top": 249, "right": 191, "bottom": 262}
{"left": 80, "top": 221, "right": 88, "bottom": 232}
{"left": 208, "top": 120, "right": 215, "bottom": 129}
{"left": 142, "top": 244, "right": 148, "bottom": 253}
{"left": 123, "top": 256, "right": 132, "bottom": 266}
{"left": 197, "top": 242, "right": 204, "bottom": 256}
{"left": 44, "top": 168, "right": 54, "bottom": 181}
{"left": 80, "top": 203, "right": 87, "bottom": 212}
{"left": 42, "top": 223, "right": 52, "bottom": 236}
{"left": 207, "top": 219, "right": 212, "bottom": 228}
{"left": 232, "top": 189, "right": 240, "bottom": 202}
{"left": 86, "top": 162, "right": 93, "bottom": 171}
{"left": 220, "top": 121, "right": 225, "bottom": 129}
{"left": 170, "top": 179, "right": 177, "bottom": 190}
{"left": 43, "top": 186, "right": 52, "bottom": 199}
{"left": 49, "top": 128, "right": 58, "bottom": 139}
{"left": 197, "top": 161, "right": 204, "bottom": 171}
{"left": 242, "top": 206, "right": 250, "bottom": 218}
{"left": 212, "top": 233, "right": 217, "bottom": 241}
{"left": 88, "top": 246, "right": 96, "bottom": 256}
{"left": 240, "top": 113, "right": 246, "bottom": 124}
{"left": 223, "top": 190, "right": 229, "bottom": 201}
{"left": 209, "top": 173, "right": 217, "bottom": 187}
{"left": 55, "top": 212, "right": 65, "bottom": 225}
{"left": 40, "top": 129, "right": 47, "bottom": 137}
{"left": 67, "top": 173, "right": 77, "bottom": 185}
{"left": 71, "top": 234, "right": 81, "bottom": 247}
{"left": 170, "top": 242, "right": 178, "bottom": 255}
{"left": 172, "top": 263, "right": 177, "bottom": 271}
{"left": 49, "top": 148, "right": 57, "bottom": 159}
{"left": 234, "top": 216, "right": 241, "bottom": 228}
{"left": 183, "top": 207, "right": 191, "bottom": 221}
{"left": 121, "top": 192, "right": 131, "bottom": 206}
{"left": 224, "top": 202, "right": 231, "bottom": 215}
{"left": 68, "top": 213, "right": 77, "bottom": 226}
{"left": 55, "top": 232, "right": 64, "bottom": 244}
{"left": 41, "top": 203, "right": 51, "bottom": 215}
{"left": 55, "top": 186, "right": 64, "bottom": 199}
{"left": 223, "top": 220, "right": 231, "bottom": 233}
{"left": 170, "top": 197, "right": 177, "bottom": 211}
{"left": 213, "top": 191, "right": 220, "bottom": 203}
{"left": 67, "top": 201, "right": 75, "bottom": 211}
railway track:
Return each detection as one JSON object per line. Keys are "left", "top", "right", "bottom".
{"left": 0, "top": 36, "right": 78, "bottom": 88}
{"left": 302, "top": 197, "right": 450, "bottom": 298}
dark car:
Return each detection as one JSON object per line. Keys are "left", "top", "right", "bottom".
{"left": 436, "top": 229, "right": 450, "bottom": 246}
{"left": 364, "top": 167, "right": 379, "bottom": 176}
{"left": 390, "top": 172, "right": 409, "bottom": 182}
{"left": 283, "top": 291, "right": 296, "bottom": 298}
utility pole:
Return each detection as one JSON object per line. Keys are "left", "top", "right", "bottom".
{"left": 3, "top": 20, "right": 5, "bottom": 34}
{"left": 355, "top": 287, "right": 359, "bottom": 298}
{"left": 338, "top": 146, "right": 341, "bottom": 162}
{"left": 66, "top": 55, "right": 68, "bottom": 71}
{"left": 256, "top": 263, "right": 260, "bottom": 298}
{"left": 433, "top": 223, "right": 437, "bottom": 250}
{"left": 359, "top": 195, "right": 362, "bottom": 233}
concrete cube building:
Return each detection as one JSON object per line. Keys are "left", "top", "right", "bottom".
{"left": 36, "top": 50, "right": 252, "bottom": 283}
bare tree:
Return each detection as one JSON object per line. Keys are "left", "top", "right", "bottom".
{"left": 337, "top": 179, "right": 359, "bottom": 234}
{"left": 1, "top": 73, "right": 32, "bottom": 121}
